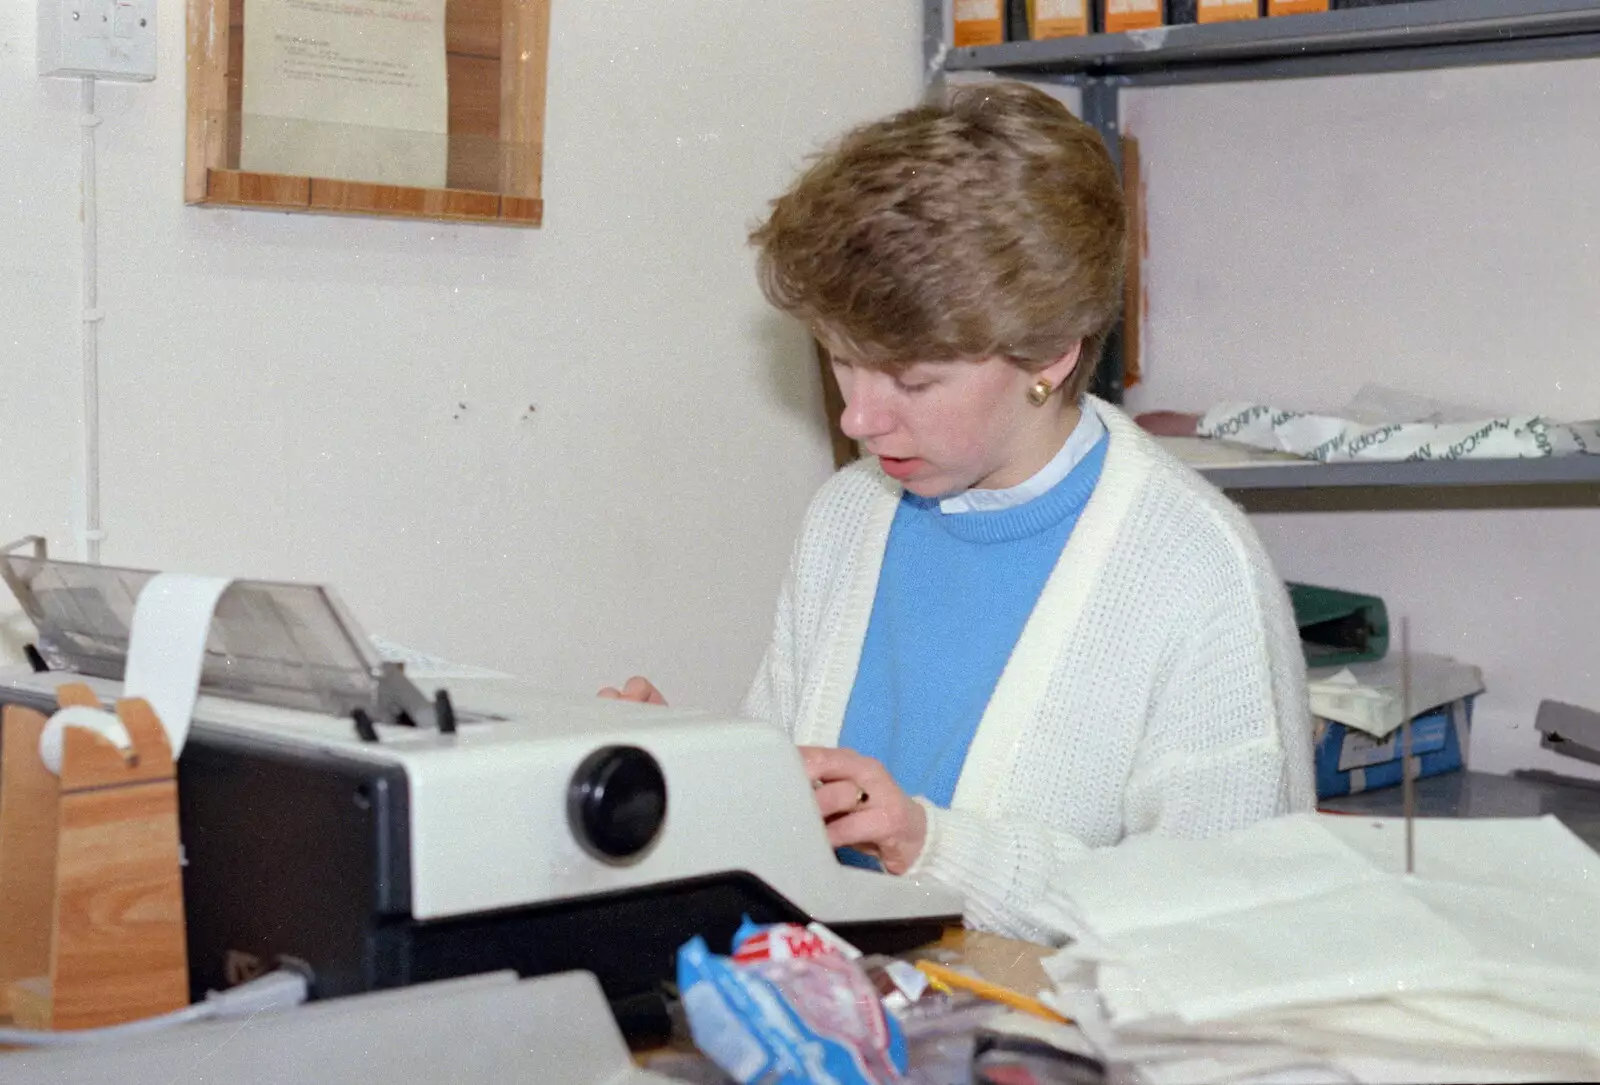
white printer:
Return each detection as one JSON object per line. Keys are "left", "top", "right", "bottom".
{"left": 0, "top": 540, "right": 961, "bottom": 1042}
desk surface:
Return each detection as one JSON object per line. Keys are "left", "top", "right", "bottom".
{"left": 1320, "top": 769, "right": 1600, "bottom": 852}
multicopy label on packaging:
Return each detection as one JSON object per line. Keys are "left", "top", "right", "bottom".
{"left": 1196, "top": 403, "right": 1600, "bottom": 464}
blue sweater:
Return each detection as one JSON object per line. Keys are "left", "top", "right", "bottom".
{"left": 838, "top": 435, "right": 1108, "bottom": 810}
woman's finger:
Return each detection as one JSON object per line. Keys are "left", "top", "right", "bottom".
{"left": 813, "top": 779, "right": 869, "bottom": 820}
{"left": 799, "top": 744, "right": 873, "bottom": 783}
{"left": 613, "top": 676, "right": 666, "bottom": 705}
{"left": 824, "top": 805, "right": 893, "bottom": 850}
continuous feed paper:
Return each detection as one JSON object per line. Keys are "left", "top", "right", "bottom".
{"left": 38, "top": 574, "right": 233, "bottom": 774}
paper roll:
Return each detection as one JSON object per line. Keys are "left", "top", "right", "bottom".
{"left": 122, "top": 573, "right": 234, "bottom": 762}
{"left": 34, "top": 573, "right": 233, "bottom": 776}
{"left": 38, "top": 705, "right": 134, "bottom": 774}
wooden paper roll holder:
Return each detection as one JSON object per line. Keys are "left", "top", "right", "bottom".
{"left": 0, "top": 683, "right": 189, "bottom": 1032}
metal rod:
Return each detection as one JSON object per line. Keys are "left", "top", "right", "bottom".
{"left": 1401, "top": 618, "right": 1415, "bottom": 875}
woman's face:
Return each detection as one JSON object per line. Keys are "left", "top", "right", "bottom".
{"left": 833, "top": 355, "right": 1072, "bottom": 498}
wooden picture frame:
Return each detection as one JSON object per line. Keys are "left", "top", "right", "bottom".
{"left": 185, "top": 0, "right": 550, "bottom": 226}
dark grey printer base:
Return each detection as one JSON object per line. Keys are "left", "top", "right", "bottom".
{"left": 170, "top": 728, "right": 949, "bottom": 1046}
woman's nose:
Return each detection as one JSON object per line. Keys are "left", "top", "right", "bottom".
{"left": 839, "top": 382, "right": 894, "bottom": 441}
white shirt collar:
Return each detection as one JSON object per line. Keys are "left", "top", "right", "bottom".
{"left": 938, "top": 398, "right": 1106, "bottom": 515}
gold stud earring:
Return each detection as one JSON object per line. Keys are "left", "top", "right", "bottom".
{"left": 1026, "top": 379, "right": 1053, "bottom": 407}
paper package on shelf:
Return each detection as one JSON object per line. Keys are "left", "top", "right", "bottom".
{"left": 1193, "top": 383, "right": 1600, "bottom": 464}
{"left": 1033, "top": 813, "right": 1600, "bottom": 1084}
{"left": 1307, "top": 653, "right": 1483, "bottom": 739}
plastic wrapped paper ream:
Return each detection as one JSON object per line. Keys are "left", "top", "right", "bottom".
{"left": 1197, "top": 403, "right": 1600, "bottom": 463}
{"left": 1307, "top": 653, "right": 1483, "bottom": 738}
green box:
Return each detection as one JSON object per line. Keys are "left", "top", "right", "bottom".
{"left": 1287, "top": 582, "right": 1388, "bottom": 668}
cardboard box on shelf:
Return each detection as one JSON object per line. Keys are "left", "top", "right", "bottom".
{"left": 1104, "top": 0, "right": 1163, "bottom": 33}
{"left": 1308, "top": 653, "right": 1485, "bottom": 800}
{"left": 1031, "top": 0, "right": 1090, "bottom": 38}
{"left": 1315, "top": 697, "right": 1473, "bottom": 799}
{"left": 1198, "top": 0, "right": 1259, "bottom": 22}
{"left": 954, "top": 0, "right": 1006, "bottom": 47}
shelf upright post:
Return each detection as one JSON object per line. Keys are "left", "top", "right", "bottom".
{"left": 925, "top": 0, "right": 950, "bottom": 93}
{"left": 1082, "top": 76, "right": 1127, "bottom": 404}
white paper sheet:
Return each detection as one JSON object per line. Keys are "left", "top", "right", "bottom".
{"left": 1114, "top": 882, "right": 1485, "bottom": 1025}
{"left": 241, "top": 0, "right": 449, "bottom": 188}
{"left": 121, "top": 574, "right": 234, "bottom": 761}
{"left": 1319, "top": 814, "right": 1600, "bottom": 899}
{"left": 37, "top": 574, "right": 233, "bottom": 773}
{"left": 1041, "top": 813, "right": 1600, "bottom": 1083}
{"left": 1044, "top": 814, "right": 1382, "bottom": 942}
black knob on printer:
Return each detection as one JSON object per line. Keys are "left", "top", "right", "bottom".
{"left": 567, "top": 746, "right": 668, "bottom": 863}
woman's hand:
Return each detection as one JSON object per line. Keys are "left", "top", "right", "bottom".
{"left": 800, "top": 746, "right": 927, "bottom": 875}
{"left": 597, "top": 676, "right": 667, "bottom": 706}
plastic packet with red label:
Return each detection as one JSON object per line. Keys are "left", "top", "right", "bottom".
{"left": 676, "top": 919, "right": 908, "bottom": 1085}
{"left": 730, "top": 917, "right": 862, "bottom": 964}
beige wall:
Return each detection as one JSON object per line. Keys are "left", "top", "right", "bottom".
{"left": 1123, "top": 62, "right": 1600, "bottom": 779}
{"left": 0, "top": 0, "right": 923, "bottom": 709}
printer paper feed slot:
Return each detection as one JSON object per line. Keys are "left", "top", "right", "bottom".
{"left": 0, "top": 550, "right": 424, "bottom": 724}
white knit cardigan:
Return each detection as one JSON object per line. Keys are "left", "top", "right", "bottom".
{"left": 742, "top": 398, "right": 1315, "bottom": 942}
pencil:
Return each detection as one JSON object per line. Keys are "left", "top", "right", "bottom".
{"left": 913, "top": 960, "right": 1073, "bottom": 1025}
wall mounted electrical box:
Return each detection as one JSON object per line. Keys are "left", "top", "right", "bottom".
{"left": 39, "top": 0, "right": 157, "bottom": 81}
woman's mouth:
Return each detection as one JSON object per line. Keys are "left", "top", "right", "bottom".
{"left": 877, "top": 455, "right": 924, "bottom": 481}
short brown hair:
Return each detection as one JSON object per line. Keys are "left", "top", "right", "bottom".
{"left": 750, "top": 81, "right": 1125, "bottom": 401}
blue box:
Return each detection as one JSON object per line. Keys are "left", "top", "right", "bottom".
{"left": 1313, "top": 696, "right": 1473, "bottom": 799}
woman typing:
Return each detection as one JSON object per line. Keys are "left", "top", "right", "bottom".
{"left": 604, "top": 82, "right": 1313, "bottom": 941}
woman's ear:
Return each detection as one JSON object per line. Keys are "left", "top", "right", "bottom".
{"left": 1038, "top": 342, "right": 1084, "bottom": 392}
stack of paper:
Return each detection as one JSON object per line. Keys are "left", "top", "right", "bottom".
{"left": 1033, "top": 814, "right": 1600, "bottom": 1084}
{"left": 1307, "top": 653, "right": 1483, "bottom": 739}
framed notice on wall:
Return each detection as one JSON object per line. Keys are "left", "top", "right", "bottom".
{"left": 185, "top": 0, "right": 550, "bottom": 226}
{"left": 241, "top": 0, "right": 450, "bottom": 189}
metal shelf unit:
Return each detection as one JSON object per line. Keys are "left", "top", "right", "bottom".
{"left": 941, "top": 0, "right": 1600, "bottom": 85}
{"left": 926, "top": 0, "right": 1600, "bottom": 430}
{"left": 1198, "top": 455, "right": 1600, "bottom": 492}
